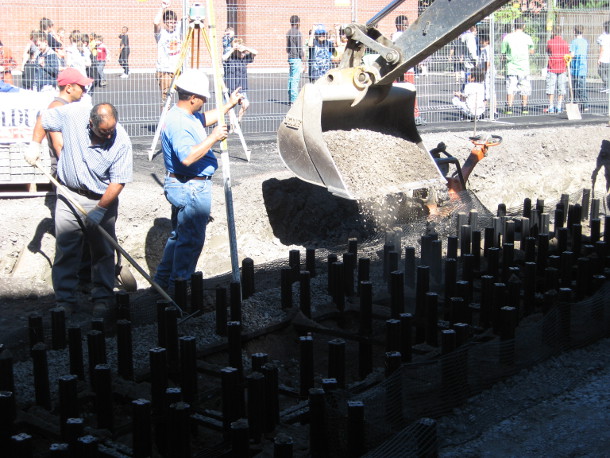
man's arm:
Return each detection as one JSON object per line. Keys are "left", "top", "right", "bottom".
{"left": 203, "top": 89, "right": 241, "bottom": 125}
{"left": 98, "top": 182, "right": 125, "bottom": 209}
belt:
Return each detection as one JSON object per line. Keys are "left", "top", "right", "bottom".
{"left": 168, "top": 172, "right": 212, "bottom": 182}
{"left": 62, "top": 183, "right": 103, "bottom": 200}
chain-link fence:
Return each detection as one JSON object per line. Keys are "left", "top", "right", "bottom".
{"left": 2, "top": 1, "right": 610, "bottom": 138}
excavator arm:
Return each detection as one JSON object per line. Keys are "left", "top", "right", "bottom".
{"left": 278, "top": 0, "right": 511, "bottom": 200}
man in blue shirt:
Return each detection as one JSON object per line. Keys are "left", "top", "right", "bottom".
{"left": 570, "top": 25, "right": 589, "bottom": 111}
{"left": 25, "top": 102, "right": 133, "bottom": 317}
{"left": 154, "top": 69, "right": 242, "bottom": 294}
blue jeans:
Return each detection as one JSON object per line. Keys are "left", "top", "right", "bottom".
{"left": 154, "top": 176, "right": 212, "bottom": 287}
{"left": 573, "top": 75, "right": 589, "bottom": 108}
{"left": 288, "top": 58, "right": 302, "bottom": 103}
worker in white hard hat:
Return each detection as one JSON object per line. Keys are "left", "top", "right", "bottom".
{"left": 154, "top": 68, "right": 243, "bottom": 294}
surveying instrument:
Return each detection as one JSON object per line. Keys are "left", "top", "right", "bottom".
{"left": 150, "top": 0, "right": 243, "bottom": 283}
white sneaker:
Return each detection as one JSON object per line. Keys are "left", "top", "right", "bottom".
{"left": 120, "top": 73, "right": 129, "bottom": 79}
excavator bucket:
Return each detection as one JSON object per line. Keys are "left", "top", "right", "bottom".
{"left": 277, "top": 70, "right": 444, "bottom": 200}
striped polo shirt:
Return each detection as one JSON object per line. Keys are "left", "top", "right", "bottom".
{"left": 41, "top": 101, "right": 133, "bottom": 195}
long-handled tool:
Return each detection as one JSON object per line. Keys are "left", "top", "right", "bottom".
{"left": 207, "top": 0, "right": 241, "bottom": 283}
{"left": 33, "top": 162, "right": 185, "bottom": 316}
{"left": 564, "top": 54, "right": 581, "bottom": 120}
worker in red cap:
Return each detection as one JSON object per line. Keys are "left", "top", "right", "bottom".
{"left": 47, "top": 68, "right": 94, "bottom": 174}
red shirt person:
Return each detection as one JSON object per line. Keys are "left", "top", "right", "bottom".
{"left": 545, "top": 26, "right": 570, "bottom": 113}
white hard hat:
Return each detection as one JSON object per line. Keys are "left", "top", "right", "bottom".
{"left": 175, "top": 69, "right": 210, "bottom": 98}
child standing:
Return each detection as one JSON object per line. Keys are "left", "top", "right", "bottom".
{"left": 478, "top": 35, "right": 497, "bottom": 116}
{"left": 223, "top": 38, "right": 257, "bottom": 121}
{"left": 452, "top": 67, "right": 486, "bottom": 120}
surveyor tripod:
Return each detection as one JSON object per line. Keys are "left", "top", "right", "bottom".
{"left": 148, "top": 8, "right": 250, "bottom": 161}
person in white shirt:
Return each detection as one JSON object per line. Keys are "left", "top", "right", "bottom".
{"left": 596, "top": 20, "right": 610, "bottom": 92}
{"left": 452, "top": 67, "right": 486, "bottom": 120}
{"left": 154, "top": 0, "right": 183, "bottom": 109}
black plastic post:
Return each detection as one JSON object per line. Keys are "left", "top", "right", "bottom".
{"left": 343, "top": 252, "right": 356, "bottom": 297}
{"left": 384, "top": 351, "right": 403, "bottom": 426}
{"left": 572, "top": 224, "right": 583, "bottom": 256}
{"left": 299, "top": 335, "right": 314, "bottom": 399}
{"left": 425, "top": 292, "right": 439, "bottom": 347}
{"left": 486, "top": 247, "right": 500, "bottom": 280}
{"left": 164, "top": 306, "right": 179, "bottom": 373}
{"left": 328, "top": 339, "right": 346, "bottom": 388}
{"left": 499, "top": 306, "right": 517, "bottom": 366}
{"left": 191, "top": 271, "right": 204, "bottom": 312}
{"left": 241, "top": 258, "right": 255, "bottom": 300}
{"left": 415, "top": 265, "right": 430, "bottom": 343}
{"left": 246, "top": 372, "right": 265, "bottom": 443}
{"left": 168, "top": 402, "right": 191, "bottom": 458}
{"left": 460, "top": 225, "right": 471, "bottom": 256}
{"left": 415, "top": 418, "right": 438, "bottom": 458}
{"left": 331, "top": 261, "right": 345, "bottom": 312}
{"left": 522, "top": 262, "right": 537, "bottom": 316}
{"left": 359, "top": 281, "right": 373, "bottom": 336}
{"left": 115, "top": 290, "right": 130, "bottom": 321}
{"left": 492, "top": 283, "right": 507, "bottom": 335}
{"left": 251, "top": 352, "right": 268, "bottom": 373}
{"left": 58, "top": 374, "right": 78, "bottom": 440}
{"left": 50, "top": 307, "right": 66, "bottom": 350}
{"left": 501, "top": 243, "right": 514, "bottom": 283}
{"left": 31, "top": 342, "right": 51, "bottom": 410}
{"left": 261, "top": 363, "right": 280, "bottom": 433}
{"left": 404, "top": 247, "right": 416, "bottom": 288}
{"left": 327, "top": 254, "right": 338, "bottom": 294}
{"left": 444, "top": 258, "right": 457, "bottom": 318}
{"left": 221, "top": 367, "right": 245, "bottom": 436}
{"left": 132, "top": 399, "right": 152, "bottom": 458}
{"left": 357, "top": 257, "right": 370, "bottom": 295}
{"left": 230, "top": 418, "right": 249, "bottom": 457}
{"left": 216, "top": 285, "right": 228, "bottom": 336}
{"left": 180, "top": 336, "right": 197, "bottom": 406}
{"left": 149, "top": 347, "right": 168, "bottom": 415}
{"left": 156, "top": 299, "right": 169, "bottom": 348}
{"left": 64, "top": 417, "right": 84, "bottom": 450}
{"left": 94, "top": 364, "right": 113, "bottom": 431}
{"left": 174, "top": 278, "right": 188, "bottom": 312}
{"left": 447, "top": 236, "right": 458, "bottom": 259}
{"left": 0, "top": 391, "right": 16, "bottom": 450}
{"left": 390, "top": 270, "right": 404, "bottom": 318}
{"left": 281, "top": 268, "right": 293, "bottom": 310}
{"left": 28, "top": 313, "right": 44, "bottom": 351}
{"left": 274, "top": 434, "right": 294, "bottom": 458}
{"left": 299, "top": 270, "right": 311, "bottom": 318}
{"left": 347, "top": 400, "right": 365, "bottom": 457}
{"left": 116, "top": 319, "right": 133, "bottom": 380}
{"left": 227, "top": 321, "right": 243, "bottom": 376}
{"left": 309, "top": 388, "right": 328, "bottom": 457}
{"left": 289, "top": 249, "right": 300, "bottom": 282}
{"left": 386, "top": 318, "right": 401, "bottom": 353}
{"left": 479, "top": 275, "right": 494, "bottom": 328}
{"left": 11, "top": 433, "right": 33, "bottom": 457}
{"left": 359, "top": 338, "right": 373, "bottom": 379}
{"left": 230, "top": 281, "right": 242, "bottom": 323}
{"left": 306, "top": 247, "right": 316, "bottom": 278}
{"left": 0, "top": 349, "right": 14, "bottom": 393}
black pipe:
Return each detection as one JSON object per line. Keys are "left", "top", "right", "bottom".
{"left": 221, "top": 366, "right": 245, "bottom": 437}
{"left": 58, "top": 374, "right": 78, "bottom": 440}
{"left": 0, "top": 347, "right": 15, "bottom": 392}
{"left": 415, "top": 266, "right": 430, "bottom": 343}
{"left": 94, "top": 364, "right": 113, "bottom": 430}
{"left": 425, "top": 292, "right": 439, "bottom": 347}
{"left": 299, "top": 335, "right": 314, "bottom": 399}
{"left": 28, "top": 313, "right": 44, "bottom": 351}
{"left": 216, "top": 286, "right": 228, "bottom": 335}
{"left": 230, "top": 418, "right": 249, "bottom": 457}
{"left": 359, "top": 281, "right": 373, "bottom": 336}
{"left": 358, "top": 257, "right": 370, "bottom": 296}
{"left": 174, "top": 278, "right": 188, "bottom": 312}
{"left": 274, "top": 433, "right": 294, "bottom": 458}
{"left": 479, "top": 275, "right": 494, "bottom": 328}
{"left": 289, "top": 249, "right": 301, "bottom": 282}
{"left": 31, "top": 342, "right": 51, "bottom": 410}
{"left": 328, "top": 339, "right": 346, "bottom": 389}
{"left": 359, "top": 338, "right": 373, "bottom": 379}
{"left": 299, "top": 270, "right": 311, "bottom": 318}
{"left": 242, "top": 258, "right": 255, "bottom": 300}
{"left": 191, "top": 271, "right": 204, "bottom": 312}
{"left": 343, "top": 252, "right": 356, "bottom": 297}
{"left": 230, "top": 281, "right": 242, "bottom": 323}
{"left": 149, "top": 347, "right": 168, "bottom": 415}
{"left": 168, "top": 402, "right": 191, "bottom": 458}
{"left": 404, "top": 247, "right": 416, "bottom": 288}
{"left": 447, "top": 236, "right": 458, "bottom": 260}
{"left": 281, "top": 268, "right": 293, "bottom": 310}
{"left": 390, "top": 270, "right": 404, "bottom": 319}
{"left": 11, "top": 432, "right": 33, "bottom": 457}
{"left": 132, "top": 399, "right": 152, "bottom": 458}
{"left": 117, "top": 319, "right": 133, "bottom": 380}
{"left": 306, "top": 248, "right": 317, "bottom": 278}
{"left": 247, "top": 372, "right": 265, "bottom": 443}
{"left": 309, "top": 388, "right": 328, "bottom": 457}
{"left": 164, "top": 306, "right": 180, "bottom": 373}
{"left": 331, "top": 261, "right": 345, "bottom": 312}
{"left": 261, "top": 363, "right": 280, "bottom": 432}
{"left": 327, "top": 254, "right": 338, "bottom": 294}
{"left": 227, "top": 321, "right": 243, "bottom": 377}
{"left": 180, "top": 336, "right": 198, "bottom": 406}
{"left": 386, "top": 319, "right": 401, "bottom": 353}
{"left": 492, "top": 283, "right": 507, "bottom": 335}
{"left": 399, "top": 313, "right": 413, "bottom": 363}
{"left": 51, "top": 307, "right": 66, "bottom": 350}
{"left": 347, "top": 400, "right": 365, "bottom": 457}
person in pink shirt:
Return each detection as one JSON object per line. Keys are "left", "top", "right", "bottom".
{"left": 545, "top": 26, "right": 570, "bottom": 114}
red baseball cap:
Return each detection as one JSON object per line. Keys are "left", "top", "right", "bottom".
{"left": 57, "top": 68, "right": 94, "bottom": 87}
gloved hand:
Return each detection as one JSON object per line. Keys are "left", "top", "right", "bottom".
{"left": 86, "top": 205, "right": 107, "bottom": 226}
{"left": 24, "top": 141, "right": 42, "bottom": 166}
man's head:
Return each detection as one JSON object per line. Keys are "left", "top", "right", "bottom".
{"left": 57, "top": 68, "right": 93, "bottom": 101}
{"left": 163, "top": 10, "right": 178, "bottom": 33}
{"left": 175, "top": 69, "right": 210, "bottom": 112}
{"left": 513, "top": 19, "right": 525, "bottom": 31}
{"left": 34, "top": 31, "right": 48, "bottom": 52}
{"left": 574, "top": 25, "right": 583, "bottom": 36}
{"left": 290, "top": 15, "right": 300, "bottom": 27}
{"left": 122, "top": 26, "right": 128, "bottom": 34}
{"left": 314, "top": 25, "right": 326, "bottom": 39}
{"left": 395, "top": 15, "right": 408, "bottom": 31}
{"left": 471, "top": 67, "right": 485, "bottom": 83}
{"left": 40, "top": 17, "right": 53, "bottom": 32}
{"left": 89, "top": 103, "right": 118, "bottom": 142}
{"left": 552, "top": 25, "right": 563, "bottom": 37}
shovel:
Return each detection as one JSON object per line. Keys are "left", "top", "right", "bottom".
{"left": 564, "top": 55, "right": 581, "bottom": 120}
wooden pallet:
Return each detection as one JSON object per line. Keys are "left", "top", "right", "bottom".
{"left": 0, "top": 142, "right": 52, "bottom": 197}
